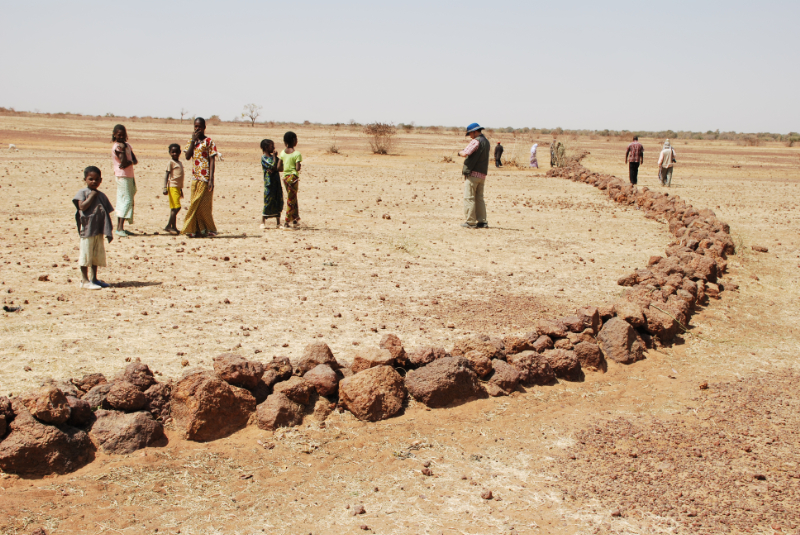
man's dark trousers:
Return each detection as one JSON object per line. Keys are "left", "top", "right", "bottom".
{"left": 629, "top": 162, "right": 640, "bottom": 185}
{"left": 495, "top": 158, "right": 502, "bottom": 168}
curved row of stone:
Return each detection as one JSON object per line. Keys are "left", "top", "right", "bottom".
{"left": 0, "top": 164, "right": 734, "bottom": 477}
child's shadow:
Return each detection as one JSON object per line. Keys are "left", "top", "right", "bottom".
{"left": 111, "top": 281, "right": 163, "bottom": 289}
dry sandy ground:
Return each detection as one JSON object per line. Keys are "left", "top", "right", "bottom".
{"left": 0, "top": 117, "right": 799, "bottom": 535}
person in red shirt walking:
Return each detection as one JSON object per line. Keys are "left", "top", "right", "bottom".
{"left": 625, "top": 135, "right": 644, "bottom": 189}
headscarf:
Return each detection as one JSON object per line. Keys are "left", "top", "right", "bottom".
{"left": 531, "top": 143, "right": 538, "bottom": 155}
{"left": 663, "top": 139, "right": 671, "bottom": 149}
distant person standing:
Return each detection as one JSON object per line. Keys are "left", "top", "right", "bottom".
{"left": 260, "top": 138, "right": 283, "bottom": 229}
{"left": 625, "top": 135, "right": 644, "bottom": 188}
{"left": 278, "top": 131, "right": 303, "bottom": 229}
{"left": 162, "top": 143, "right": 184, "bottom": 235}
{"left": 111, "top": 125, "right": 137, "bottom": 237}
{"left": 457, "top": 123, "right": 490, "bottom": 229}
{"left": 549, "top": 138, "right": 564, "bottom": 168}
{"left": 182, "top": 117, "right": 219, "bottom": 238}
{"left": 657, "top": 139, "right": 676, "bottom": 187}
{"left": 494, "top": 141, "right": 504, "bottom": 168}
{"left": 530, "top": 143, "right": 539, "bottom": 168}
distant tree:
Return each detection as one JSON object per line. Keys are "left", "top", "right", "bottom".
{"left": 242, "top": 104, "right": 263, "bottom": 127}
{"left": 180, "top": 108, "right": 189, "bottom": 123}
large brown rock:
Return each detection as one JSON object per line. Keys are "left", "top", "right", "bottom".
{"left": 613, "top": 299, "right": 646, "bottom": 328}
{"left": 560, "top": 316, "right": 584, "bottom": 333}
{"left": 170, "top": 371, "right": 256, "bottom": 441}
{"left": 143, "top": 383, "right": 171, "bottom": 421}
{"left": 532, "top": 335, "right": 554, "bottom": 353}
{"left": 380, "top": 334, "right": 407, "bottom": 366}
{"left": 536, "top": 320, "right": 567, "bottom": 338}
{"left": 120, "top": 363, "right": 156, "bottom": 391}
{"left": 597, "top": 317, "right": 645, "bottom": 364}
{"left": 350, "top": 347, "right": 395, "bottom": 374}
{"left": 296, "top": 343, "right": 340, "bottom": 375}
{"left": 574, "top": 342, "right": 605, "bottom": 372}
{"left": 338, "top": 365, "right": 406, "bottom": 422}
{"left": 263, "top": 356, "right": 294, "bottom": 384}
{"left": 575, "top": 306, "right": 601, "bottom": 333}
{"left": 405, "top": 357, "right": 485, "bottom": 408}
{"left": 451, "top": 336, "right": 505, "bottom": 360}
{"left": 0, "top": 410, "right": 94, "bottom": 476}
{"left": 82, "top": 383, "right": 113, "bottom": 410}
{"left": 0, "top": 396, "right": 13, "bottom": 424}
{"left": 303, "top": 364, "right": 339, "bottom": 397}
{"left": 251, "top": 356, "right": 295, "bottom": 403}
{"left": 89, "top": 410, "right": 166, "bottom": 454}
{"left": 256, "top": 393, "right": 304, "bottom": 431}
{"left": 406, "top": 346, "right": 449, "bottom": 367}
{"left": 106, "top": 381, "right": 147, "bottom": 411}
{"left": 643, "top": 305, "right": 679, "bottom": 344}
{"left": 71, "top": 373, "right": 107, "bottom": 397}
{"left": 543, "top": 349, "right": 582, "bottom": 381}
{"left": 66, "top": 396, "right": 94, "bottom": 427}
{"left": 506, "top": 351, "right": 555, "bottom": 386}
{"left": 503, "top": 333, "right": 537, "bottom": 355}
{"left": 42, "top": 379, "right": 79, "bottom": 398}
{"left": 18, "top": 386, "right": 71, "bottom": 425}
{"left": 213, "top": 353, "right": 265, "bottom": 389}
{"left": 0, "top": 415, "right": 6, "bottom": 439}
{"left": 487, "top": 360, "right": 521, "bottom": 396}
{"left": 273, "top": 376, "right": 314, "bottom": 405}
{"left": 464, "top": 350, "right": 492, "bottom": 378}
{"left": 688, "top": 255, "right": 718, "bottom": 282}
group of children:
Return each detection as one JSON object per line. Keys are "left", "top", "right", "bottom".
{"left": 73, "top": 121, "right": 304, "bottom": 289}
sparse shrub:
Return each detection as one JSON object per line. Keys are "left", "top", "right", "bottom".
{"left": 207, "top": 115, "right": 222, "bottom": 125}
{"left": 441, "top": 155, "right": 454, "bottom": 163}
{"left": 363, "top": 122, "right": 397, "bottom": 154}
{"left": 740, "top": 135, "right": 760, "bottom": 147}
{"left": 787, "top": 133, "right": 800, "bottom": 147}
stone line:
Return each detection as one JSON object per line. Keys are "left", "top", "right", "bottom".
{"left": 0, "top": 164, "right": 734, "bottom": 477}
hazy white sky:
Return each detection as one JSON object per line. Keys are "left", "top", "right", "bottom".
{"left": 1, "top": 0, "right": 797, "bottom": 133}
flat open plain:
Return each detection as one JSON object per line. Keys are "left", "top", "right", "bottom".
{"left": 1, "top": 116, "right": 799, "bottom": 534}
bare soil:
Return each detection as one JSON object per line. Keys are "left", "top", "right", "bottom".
{"left": 1, "top": 116, "right": 799, "bottom": 535}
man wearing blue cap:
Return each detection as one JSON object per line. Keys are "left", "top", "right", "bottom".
{"left": 457, "top": 123, "right": 490, "bottom": 229}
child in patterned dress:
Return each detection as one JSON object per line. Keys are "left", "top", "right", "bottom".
{"left": 278, "top": 131, "right": 302, "bottom": 228}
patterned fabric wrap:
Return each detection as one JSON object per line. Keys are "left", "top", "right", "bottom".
{"left": 183, "top": 137, "right": 218, "bottom": 183}
{"left": 530, "top": 156, "right": 539, "bottom": 168}
{"left": 115, "top": 177, "right": 136, "bottom": 223}
{"left": 283, "top": 174, "right": 300, "bottom": 223}
{"left": 181, "top": 180, "right": 216, "bottom": 235}
{"left": 262, "top": 155, "right": 283, "bottom": 218}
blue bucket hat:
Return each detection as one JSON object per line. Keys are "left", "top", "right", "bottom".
{"left": 465, "top": 122, "right": 483, "bottom": 135}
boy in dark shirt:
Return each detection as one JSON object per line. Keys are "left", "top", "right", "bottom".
{"left": 73, "top": 166, "right": 114, "bottom": 289}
